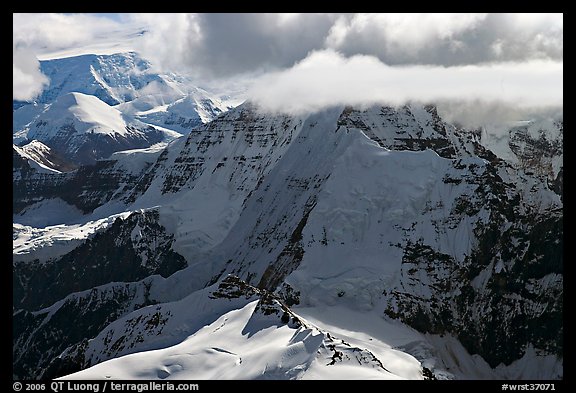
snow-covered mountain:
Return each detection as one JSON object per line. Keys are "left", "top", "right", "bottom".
{"left": 117, "top": 87, "right": 231, "bottom": 134}
{"left": 14, "top": 92, "right": 179, "bottom": 165}
{"left": 36, "top": 51, "right": 155, "bottom": 106}
{"left": 13, "top": 103, "right": 562, "bottom": 380}
{"left": 13, "top": 140, "right": 76, "bottom": 173}
{"left": 13, "top": 52, "right": 237, "bottom": 164}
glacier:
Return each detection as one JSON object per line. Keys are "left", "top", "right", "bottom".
{"left": 13, "top": 99, "right": 562, "bottom": 380}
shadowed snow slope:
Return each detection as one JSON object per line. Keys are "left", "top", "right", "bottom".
{"left": 13, "top": 103, "right": 562, "bottom": 380}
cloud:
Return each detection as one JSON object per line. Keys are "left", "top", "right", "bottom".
{"left": 13, "top": 13, "right": 130, "bottom": 53}
{"left": 13, "top": 47, "right": 49, "bottom": 101}
{"left": 13, "top": 13, "right": 562, "bottom": 78}
{"left": 436, "top": 101, "right": 563, "bottom": 131}
{"left": 247, "top": 50, "right": 562, "bottom": 115}
{"left": 324, "top": 13, "right": 562, "bottom": 66}
{"left": 12, "top": 13, "right": 138, "bottom": 101}
{"left": 132, "top": 13, "right": 338, "bottom": 78}
{"left": 132, "top": 13, "right": 562, "bottom": 78}
{"left": 132, "top": 13, "right": 563, "bottom": 122}
{"left": 13, "top": 13, "right": 563, "bottom": 76}
{"left": 12, "top": 13, "right": 563, "bottom": 118}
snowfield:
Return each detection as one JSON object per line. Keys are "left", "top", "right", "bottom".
{"left": 13, "top": 48, "right": 562, "bottom": 381}
{"left": 62, "top": 283, "right": 423, "bottom": 380}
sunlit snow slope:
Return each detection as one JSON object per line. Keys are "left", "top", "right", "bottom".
{"left": 13, "top": 103, "right": 562, "bottom": 380}
{"left": 13, "top": 52, "right": 237, "bottom": 165}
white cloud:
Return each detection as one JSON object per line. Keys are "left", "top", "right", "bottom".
{"left": 12, "top": 13, "right": 141, "bottom": 101}
{"left": 129, "top": 13, "right": 201, "bottom": 74}
{"left": 325, "top": 13, "right": 488, "bottom": 60}
{"left": 129, "top": 13, "right": 562, "bottom": 78}
{"left": 247, "top": 50, "right": 562, "bottom": 115}
{"left": 13, "top": 47, "right": 49, "bottom": 101}
{"left": 12, "top": 13, "right": 563, "bottom": 117}
{"left": 13, "top": 13, "right": 129, "bottom": 53}
{"left": 436, "top": 100, "right": 563, "bottom": 130}
{"left": 324, "top": 13, "right": 562, "bottom": 66}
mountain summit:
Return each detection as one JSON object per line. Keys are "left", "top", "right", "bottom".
{"left": 13, "top": 52, "right": 236, "bottom": 165}
{"left": 13, "top": 102, "right": 563, "bottom": 380}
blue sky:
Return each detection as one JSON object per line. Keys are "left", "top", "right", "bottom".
{"left": 89, "top": 13, "right": 124, "bottom": 22}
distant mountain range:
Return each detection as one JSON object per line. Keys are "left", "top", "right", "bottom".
{"left": 13, "top": 52, "right": 235, "bottom": 165}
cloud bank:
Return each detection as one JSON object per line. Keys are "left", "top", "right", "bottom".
{"left": 248, "top": 50, "right": 562, "bottom": 115}
{"left": 13, "top": 13, "right": 130, "bottom": 54}
{"left": 132, "top": 13, "right": 562, "bottom": 78}
{"left": 13, "top": 13, "right": 562, "bottom": 116}
{"left": 132, "top": 13, "right": 563, "bottom": 117}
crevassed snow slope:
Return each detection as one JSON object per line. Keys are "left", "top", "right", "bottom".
{"left": 16, "top": 52, "right": 236, "bottom": 132}
{"left": 14, "top": 104, "right": 562, "bottom": 380}
{"left": 35, "top": 52, "right": 161, "bottom": 106}
{"left": 118, "top": 86, "right": 232, "bottom": 134}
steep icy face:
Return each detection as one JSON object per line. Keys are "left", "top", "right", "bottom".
{"left": 13, "top": 103, "right": 562, "bottom": 380}
{"left": 121, "top": 104, "right": 309, "bottom": 262}
{"left": 207, "top": 105, "right": 481, "bottom": 293}
{"left": 182, "top": 104, "right": 561, "bottom": 377}
{"left": 200, "top": 107, "right": 350, "bottom": 290}
{"left": 36, "top": 52, "right": 160, "bottom": 106}
{"left": 288, "top": 112, "right": 560, "bottom": 375}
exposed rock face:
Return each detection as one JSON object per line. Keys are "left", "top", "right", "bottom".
{"left": 13, "top": 103, "right": 562, "bottom": 380}
{"left": 13, "top": 210, "right": 186, "bottom": 379}
{"left": 14, "top": 280, "right": 155, "bottom": 380}
{"left": 508, "top": 121, "right": 563, "bottom": 180}
{"left": 384, "top": 167, "right": 562, "bottom": 367}
{"left": 13, "top": 141, "right": 77, "bottom": 172}
{"left": 14, "top": 210, "right": 187, "bottom": 310}
{"left": 14, "top": 150, "right": 148, "bottom": 215}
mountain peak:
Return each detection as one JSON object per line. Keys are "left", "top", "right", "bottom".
{"left": 14, "top": 140, "right": 76, "bottom": 173}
